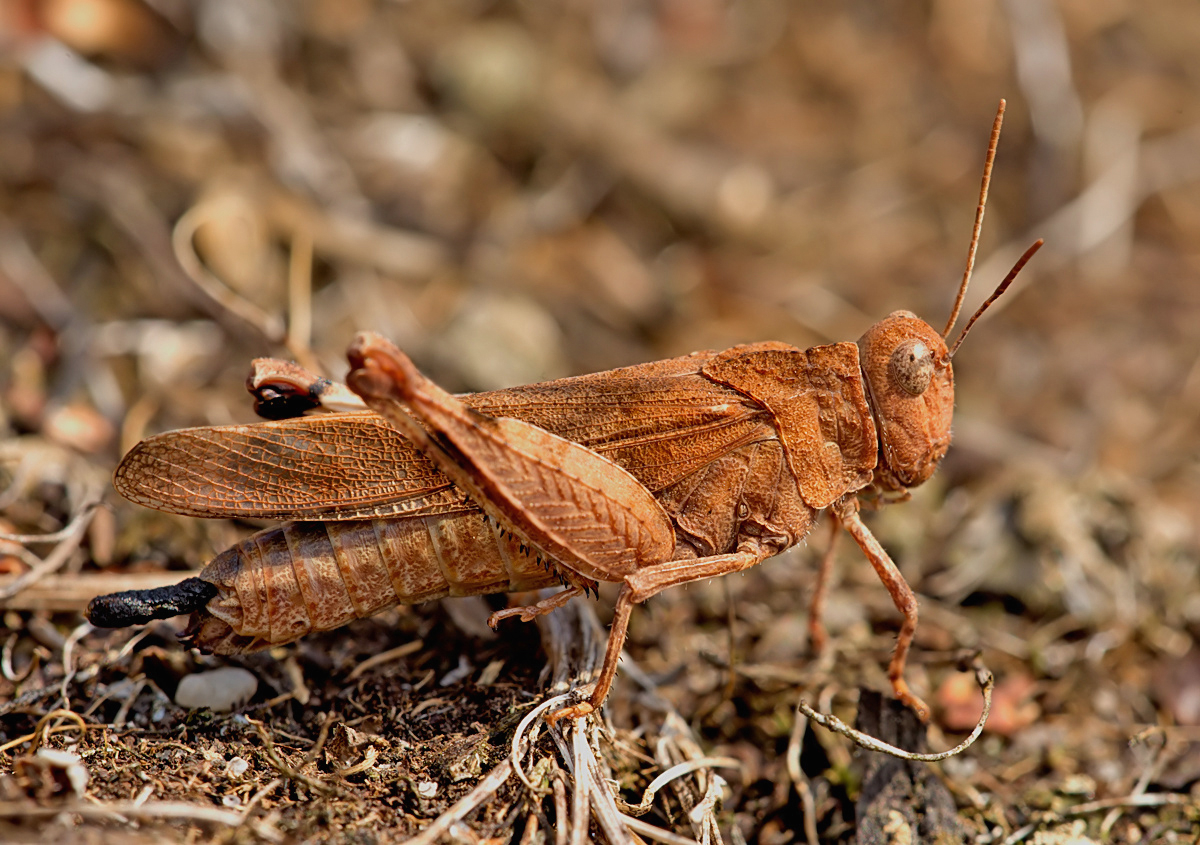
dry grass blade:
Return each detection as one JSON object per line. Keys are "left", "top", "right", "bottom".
{"left": 171, "top": 198, "right": 286, "bottom": 344}
{"left": 0, "top": 497, "right": 100, "bottom": 602}
{"left": 396, "top": 589, "right": 732, "bottom": 843}
{"left": 0, "top": 708, "right": 88, "bottom": 755}
{"left": 0, "top": 800, "right": 284, "bottom": 842}
{"left": 785, "top": 715, "right": 818, "bottom": 845}
{"left": 406, "top": 760, "right": 516, "bottom": 845}
{"left": 0, "top": 573, "right": 183, "bottom": 613}
{"left": 623, "top": 756, "right": 742, "bottom": 816}
{"left": 345, "top": 639, "right": 425, "bottom": 681}
{"left": 570, "top": 724, "right": 598, "bottom": 845}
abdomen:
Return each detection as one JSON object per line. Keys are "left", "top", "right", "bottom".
{"left": 186, "top": 512, "right": 559, "bottom": 653}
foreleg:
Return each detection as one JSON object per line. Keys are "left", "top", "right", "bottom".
{"left": 808, "top": 511, "right": 840, "bottom": 654}
{"left": 832, "top": 497, "right": 929, "bottom": 721}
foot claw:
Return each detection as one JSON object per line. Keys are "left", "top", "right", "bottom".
{"left": 546, "top": 701, "right": 594, "bottom": 727}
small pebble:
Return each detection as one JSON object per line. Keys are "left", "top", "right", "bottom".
{"left": 175, "top": 667, "right": 258, "bottom": 712}
{"left": 225, "top": 756, "right": 250, "bottom": 778}
{"left": 35, "top": 749, "right": 89, "bottom": 796}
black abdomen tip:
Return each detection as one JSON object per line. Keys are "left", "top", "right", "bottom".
{"left": 86, "top": 577, "right": 219, "bottom": 628}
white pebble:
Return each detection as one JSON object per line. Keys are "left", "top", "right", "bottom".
{"left": 224, "top": 756, "right": 250, "bottom": 778}
{"left": 36, "top": 749, "right": 88, "bottom": 796}
{"left": 175, "top": 667, "right": 258, "bottom": 712}
{"left": 417, "top": 780, "right": 438, "bottom": 798}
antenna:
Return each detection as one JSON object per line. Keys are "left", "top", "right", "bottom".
{"left": 943, "top": 100, "right": 1006, "bottom": 339}
{"left": 949, "top": 239, "right": 1043, "bottom": 357}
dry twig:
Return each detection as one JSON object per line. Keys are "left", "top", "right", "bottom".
{"left": 799, "top": 663, "right": 994, "bottom": 762}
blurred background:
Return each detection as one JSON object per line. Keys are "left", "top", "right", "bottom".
{"left": 1, "top": 0, "right": 1199, "bottom": 842}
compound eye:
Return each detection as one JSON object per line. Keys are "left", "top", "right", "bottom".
{"left": 890, "top": 339, "right": 934, "bottom": 396}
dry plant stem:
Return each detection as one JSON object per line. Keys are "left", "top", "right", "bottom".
{"left": 511, "top": 693, "right": 573, "bottom": 792}
{"left": 1066, "top": 793, "right": 1192, "bottom": 815}
{"left": 172, "top": 198, "right": 286, "bottom": 344}
{"left": 785, "top": 715, "right": 819, "bottom": 845}
{"left": 580, "top": 728, "right": 637, "bottom": 845}
{"left": 346, "top": 639, "right": 424, "bottom": 681}
{"left": 1, "top": 634, "right": 38, "bottom": 683}
{"left": 1001, "top": 823, "right": 1038, "bottom": 845}
{"left": 301, "top": 711, "right": 338, "bottom": 771}
{"left": 406, "top": 760, "right": 515, "bottom": 845}
{"left": 1100, "top": 732, "right": 1171, "bottom": 837}
{"left": 534, "top": 588, "right": 605, "bottom": 695}
{"left": 553, "top": 771, "right": 569, "bottom": 845}
{"left": 241, "top": 778, "right": 284, "bottom": 822}
{"left": 624, "top": 757, "right": 742, "bottom": 816}
{"left": 620, "top": 816, "right": 702, "bottom": 845}
{"left": 688, "top": 774, "right": 725, "bottom": 839}
{"left": 798, "top": 665, "right": 995, "bottom": 762}
{"left": 0, "top": 498, "right": 99, "bottom": 601}
{"left": 109, "top": 678, "right": 147, "bottom": 727}
{"left": 59, "top": 621, "right": 93, "bottom": 709}
{"left": 0, "top": 708, "right": 88, "bottom": 755}
{"left": 0, "top": 800, "right": 283, "bottom": 843}
{"left": 539, "top": 726, "right": 593, "bottom": 845}
{"left": 519, "top": 813, "right": 540, "bottom": 845}
{"left": 532, "top": 594, "right": 713, "bottom": 844}
{"left": 569, "top": 722, "right": 593, "bottom": 845}
{"left": 437, "top": 597, "right": 612, "bottom": 844}
{"left": 0, "top": 506, "right": 100, "bottom": 543}
{"left": 286, "top": 228, "right": 317, "bottom": 372}
{"left": 0, "top": 573, "right": 180, "bottom": 612}
{"left": 548, "top": 722, "right": 642, "bottom": 845}
{"left": 652, "top": 717, "right": 724, "bottom": 845}
{"left": 249, "top": 719, "right": 339, "bottom": 795}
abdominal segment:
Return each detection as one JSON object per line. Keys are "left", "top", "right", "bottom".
{"left": 185, "top": 512, "right": 562, "bottom": 653}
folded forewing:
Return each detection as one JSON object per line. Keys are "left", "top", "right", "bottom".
{"left": 114, "top": 413, "right": 467, "bottom": 520}
{"left": 115, "top": 358, "right": 778, "bottom": 522}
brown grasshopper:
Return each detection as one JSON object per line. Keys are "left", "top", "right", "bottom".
{"left": 88, "top": 103, "right": 1039, "bottom": 722}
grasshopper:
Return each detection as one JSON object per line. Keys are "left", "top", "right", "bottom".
{"left": 88, "top": 103, "right": 1038, "bottom": 722}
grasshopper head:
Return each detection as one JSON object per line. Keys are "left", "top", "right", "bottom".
{"left": 858, "top": 311, "right": 954, "bottom": 493}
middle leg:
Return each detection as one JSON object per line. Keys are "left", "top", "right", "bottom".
{"left": 548, "top": 549, "right": 769, "bottom": 723}
{"left": 488, "top": 585, "right": 585, "bottom": 628}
